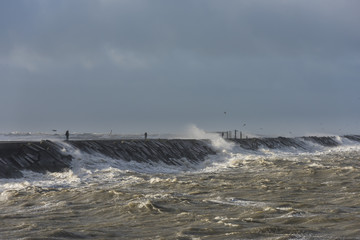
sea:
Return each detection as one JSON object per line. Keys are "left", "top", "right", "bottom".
{"left": 0, "top": 130, "right": 360, "bottom": 239}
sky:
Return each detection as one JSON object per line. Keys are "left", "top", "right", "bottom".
{"left": 1, "top": 0, "right": 359, "bottom": 136}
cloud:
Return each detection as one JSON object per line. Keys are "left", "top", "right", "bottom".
{"left": 106, "top": 47, "right": 154, "bottom": 70}
{"left": 0, "top": 46, "right": 52, "bottom": 72}
{"left": 0, "top": 0, "right": 359, "bottom": 134}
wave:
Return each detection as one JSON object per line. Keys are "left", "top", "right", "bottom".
{"left": 0, "top": 139, "right": 215, "bottom": 178}
{"left": 0, "top": 134, "right": 360, "bottom": 179}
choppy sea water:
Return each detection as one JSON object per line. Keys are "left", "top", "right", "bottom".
{"left": 1, "top": 134, "right": 360, "bottom": 239}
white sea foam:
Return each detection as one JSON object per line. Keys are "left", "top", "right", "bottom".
{"left": 208, "top": 197, "right": 270, "bottom": 208}
{"left": 184, "top": 124, "right": 234, "bottom": 151}
{"left": 1, "top": 129, "right": 360, "bottom": 192}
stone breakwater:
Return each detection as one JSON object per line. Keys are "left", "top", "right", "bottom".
{"left": 232, "top": 136, "right": 351, "bottom": 150}
{"left": 0, "top": 139, "right": 216, "bottom": 178}
{"left": 0, "top": 140, "right": 72, "bottom": 178}
{"left": 1, "top": 136, "right": 360, "bottom": 178}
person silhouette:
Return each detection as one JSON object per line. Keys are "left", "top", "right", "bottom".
{"left": 65, "top": 130, "right": 69, "bottom": 141}
{"left": 144, "top": 132, "right": 148, "bottom": 140}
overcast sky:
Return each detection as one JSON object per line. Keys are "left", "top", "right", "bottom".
{"left": 1, "top": 0, "right": 359, "bottom": 136}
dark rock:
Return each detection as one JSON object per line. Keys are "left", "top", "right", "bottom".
{"left": 0, "top": 139, "right": 216, "bottom": 178}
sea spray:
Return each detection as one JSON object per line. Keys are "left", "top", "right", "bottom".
{"left": 1, "top": 132, "right": 360, "bottom": 239}
{"left": 184, "top": 124, "right": 234, "bottom": 151}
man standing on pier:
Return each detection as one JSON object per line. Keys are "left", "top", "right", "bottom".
{"left": 65, "top": 130, "right": 69, "bottom": 141}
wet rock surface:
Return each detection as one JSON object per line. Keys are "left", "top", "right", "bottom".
{"left": 1, "top": 136, "right": 359, "bottom": 178}
{"left": 0, "top": 139, "right": 215, "bottom": 178}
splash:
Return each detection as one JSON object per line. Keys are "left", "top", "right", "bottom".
{"left": 184, "top": 124, "right": 234, "bottom": 151}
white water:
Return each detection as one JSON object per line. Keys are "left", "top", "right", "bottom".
{"left": 1, "top": 127, "right": 360, "bottom": 193}
{"left": 1, "top": 128, "right": 360, "bottom": 239}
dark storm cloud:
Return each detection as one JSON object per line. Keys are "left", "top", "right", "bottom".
{"left": 0, "top": 0, "right": 359, "bottom": 135}
{"left": 3, "top": 1, "right": 359, "bottom": 61}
